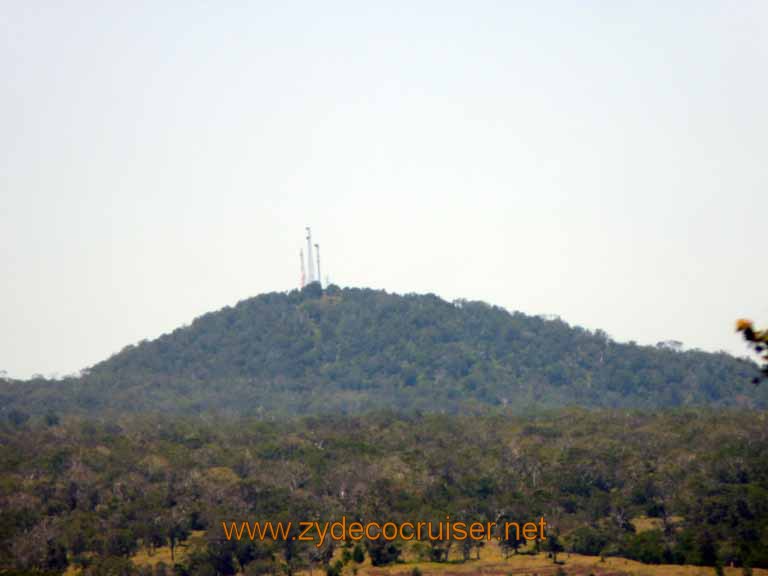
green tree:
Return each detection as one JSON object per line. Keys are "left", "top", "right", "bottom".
{"left": 352, "top": 543, "right": 365, "bottom": 563}
{"left": 546, "top": 534, "right": 564, "bottom": 564}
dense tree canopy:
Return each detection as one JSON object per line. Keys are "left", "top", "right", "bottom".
{"left": 1, "top": 286, "right": 765, "bottom": 417}
{"left": 1, "top": 411, "right": 767, "bottom": 574}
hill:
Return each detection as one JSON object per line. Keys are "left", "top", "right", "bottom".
{"left": 3, "top": 411, "right": 768, "bottom": 571}
{"left": 2, "top": 284, "right": 766, "bottom": 416}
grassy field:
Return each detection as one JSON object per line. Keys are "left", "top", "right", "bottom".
{"left": 112, "top": 533, "right": 767, "bottom": 576}
{"left": 355, "top": 553, "right": 766, "bottom": 576}
{"left": 130, "top": 530, "right": 208, "bottom": 568}
{"left": 390, "top": 539, "right": 765, "bottom": 576}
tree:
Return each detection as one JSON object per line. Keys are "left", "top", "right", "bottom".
{"left": 144, "top": 522, "right": 166, "bottom": 554}
{"left": 461, "top": 539, "right": 474, "bottom": 562}
{"left": 107, "top": 530, "right": 138, "bottom": 558}
{"left": 165, "top": 518, "right": 190, "bottom": 563}
{"left": 568, "top": 526, "right": 608, "bottom": 556}
{"left": 325, "top": 560, "right": 343, "bottom": 576}
{"left": 7, "top": 409, "right": 29, "bottom": 428}
{"left": 44, "top": 410, "right": 60, "bottom": 427}
{"left": 546, "top": 534, "right": 565, "bottom": 564}
{"left": 352, "top": 543, "right": 365, "bottom": 563}
{"left": 736, "top": 319, "right": 768, "bottom": 382}
{"left": 698, "top": 531, "right": 718, "bottom": 567}
{"left": 365, "top": 539, "right": 401, "bottom": 566}
{"left": 500, "top": 531, "right": 525, "bottom": 559}
{"left": 45, "top": 539, "right": 68, "bottom": 571}
{"left": 207, "top": 541, "right": 238, "bottom": 576}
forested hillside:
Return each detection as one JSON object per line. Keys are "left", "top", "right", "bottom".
{"left": 2, "top": 285, "right": 764, "bottom": 417}
{"left": 2, "top": 411, "right": 767, "bottom": 573}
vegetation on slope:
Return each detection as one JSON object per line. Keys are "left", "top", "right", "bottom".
{"left": 2, "top": 285, "right": 765, "bottom": 416}
{"left": 1, "top": 411, "right": 767, "bottom": 574}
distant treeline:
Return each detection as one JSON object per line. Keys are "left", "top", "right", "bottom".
{"left": 1, "top": 410, "right": 767, "bottom": 574}
{"left": 1, "top": 285, "right": 765, "bottom": 417}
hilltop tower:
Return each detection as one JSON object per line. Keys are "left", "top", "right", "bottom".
{"left": 305, "top": 227, "right": 315, "bottom": 284}
{"left": 300, "top": 228, "right": 323, "bottom": 289}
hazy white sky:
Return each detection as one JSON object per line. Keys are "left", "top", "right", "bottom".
{"left": 2, "top": 1, "right": 767, "bottom": 378}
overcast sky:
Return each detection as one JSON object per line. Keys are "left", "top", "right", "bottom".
{"left": 2, "top": 1, "right": 767, "bottom": 378}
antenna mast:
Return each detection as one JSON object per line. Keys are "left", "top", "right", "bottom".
{"left": 305, "top": 227, "right": 315, "bottom": 284}
{"left": 314, "top": 243, "right": 321, "bottom": 289}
